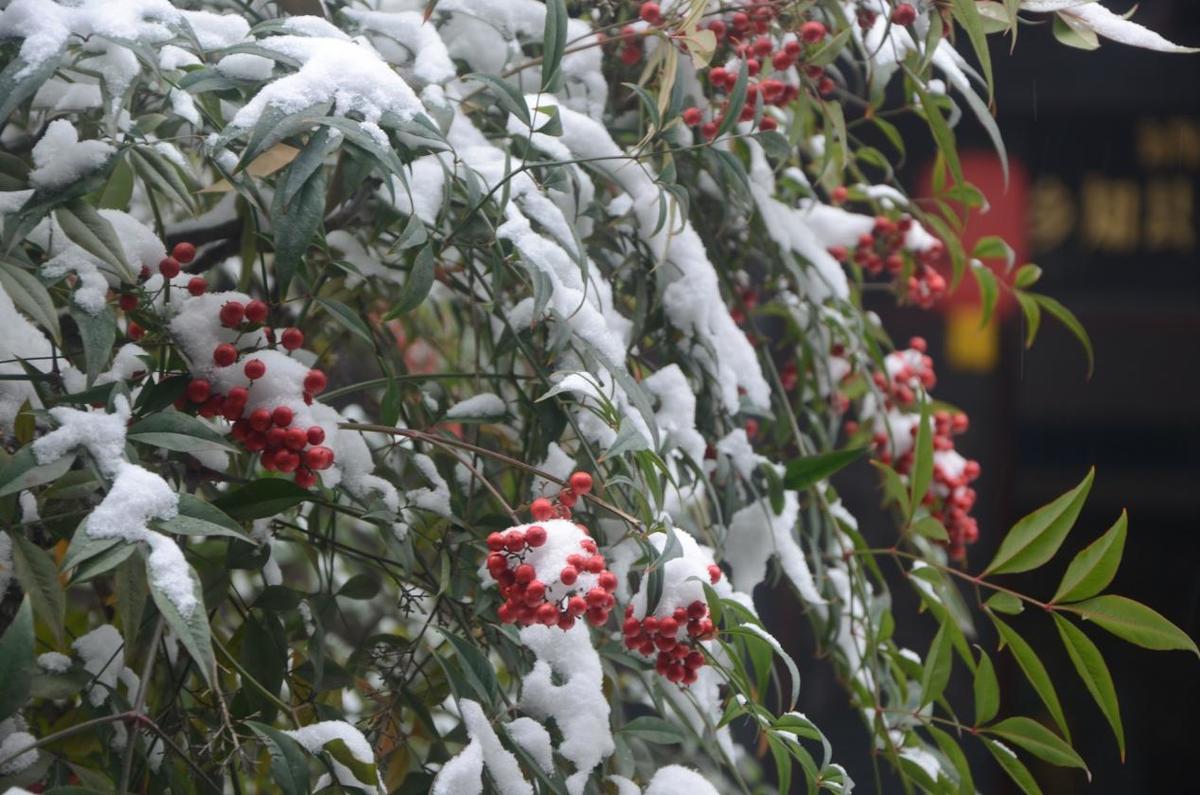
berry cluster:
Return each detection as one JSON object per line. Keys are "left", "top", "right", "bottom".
{"left": 829, "top": 215, "right": 948, "bottom": 309}
{"left": 621, "top": 578, "right": 719, "bottom": 686}
{"left": 488, "top": 474, "right": 618, "bottom": 629}
{"left": 612, "top": 2, "right": 841, "bottom": 137}
{"left": 120, "top": 241, "right": 199, "bottom": 340}
{"left": 530, "top": 470, "right": 593, "bottom": 521}
{"left": 852, "top": 338, "right": 982, "bottom": 559}
{"left": 176, "top": 300, "right": 332, "bottom": 489}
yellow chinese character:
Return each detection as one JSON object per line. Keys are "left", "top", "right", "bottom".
{"left": 1028, "top": 177, "right": 1076, "bottom": 254}
{"left": 1145, "top": 177, "right": 1195, "bottom": 251}
{"left": 1081, "top": 176, "right": 1140, "bottom": 252}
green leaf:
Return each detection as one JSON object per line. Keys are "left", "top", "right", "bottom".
{"left": 984, "top": 717, "right": 1087, "bottom": 772}
{"left": 970, "top": 261, "right": 999, "bottom": 328}
{"left": 1052, "top": 510, "right": 1126, "bottom": 604}
{"left": 386, "top": 242, "right": 435, "bottom": 318}
{"left": 270, "top": 154, "right": 326, "bottom": 300}
{"left": 1014, "top": 289, "right": 1042, "bottom": 348}
{"left": 973, "top": 646, "right": 999, "bottom": 726}
{"left": 0, "top": 446, "right": 75, "bottom": 498}
{"left": 322, "top": 738, "right": 379, "bottom": 791}
{"left": 468, "top": 74, "right": 531, "bottom": 128}
{"left": 929, "top": 724, "right": 975, "bottom": 795}
{"left": 0, "top": 259, "right": 61, "bottom": 343}
{"left": 442, "top": 632, "right": 498, "bottom": 706}
{"left": 1053, "top": 13, "right": 1100, "bottom": 50}
{"left": 159, "top": 494, "right": 251, "bottom": 541}
{"left": 214, "top": 478, "right": 310, "bottom": 520}
{"left": 0, "top": 598, "right": 34, "bottom": 721}
{"left": 919, "top": 622, "right": 953, "bottom": 707}
{"left": 871, "top": 459, "right": 910, "bottom": 516}
{"left": 991, "top": 614, "right": 1071, "bottom": 741}
{"left": 246, "top": 721, "right": 311, "bottom": 795}
{"left": 0, "top": 52, "right": 62, "bottom": 127}
{"left": 1014, "top": 263, "right": 1042, "bottom": 288}
{"left": 783, "top": 447, "right": 865, "bottom": 491}
{"left": 984, "top": 468, "right": 1094, "bottom": 576}
{"left": 8, "top": 532, "right": 66, "bottom": 644}
{"left": 1033, "top": 294, "right": 1094, "bottom": 378}
{"left": 909, "top": 397, "right": 933, "bottom": 512}
{"left": 910, "top": 515, "right": 949, "bottom": 542}
{"left": 985, "top": 592, "right": 1024, "bottom": 615}
{"left": 315, "top": 296, "right": 375, "bottom": 347}
{"left": 541, "top": 0, "right": 568, "bottom": 92}
{"left": 716, "top": 61, "right": 749, "bottom": 140}
{"left": 148, "top": 563, "right": 216, "bottom": 688}
{"left": 952, "top": 0, "right": 994, "bottom": 97}
{"left": 983, "top": 738, "right": 1044, "bottom": 795}
{"left": 911, "top": 79, "right": 963, "bottom": 189}
{"left": 240, "top": 611, "right": 286, "bottom": 723}
{"left": 1053, "top": 613, "right": 1125, "bottom": 760}
{"left": 69, "top": 305, "right": 116, "bottom": 386}
{"left": 127, "top": 411, "right": 238, "bottom": 453}
{"left": 620, "top": 716, "right": 686, "bottom": 745}
{"left": 1062, "top": 595, "right": 1198, "bottom": 656}
{"left": 55, "top": 201, "right": 132, "bottom": 282}
{"left": 337, "top": 574, "right": 380, "bottom": 600}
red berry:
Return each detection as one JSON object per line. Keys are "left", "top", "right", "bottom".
{"left": 687, "top": 600, "right": 707, "bottom": 619}
{"left": 585, "top": 555, "right": 605, "bottom": 574}
{"left": 832, "top": 186, "right": 849, "bottom": 204}
{"left": 158, "top": 257, "right": 180, "bottom": 278}
{"left": 219, "top": 301, "right": 245, "bottom": 327}
{"left": 732, "top": 11, "right": 750, "bottom": 31}
{"left": 568, "top": 595, "right": 587, "bottom": 616}
{"left": 525, "top": 580, "right": 546, "bottom": 603}
{"left": 505, "top": 532, "right": 526, "bottom": 553}
{"left": 304, "top": 446, "right": 334, "bottom": 470}
{"left": 128, "top": 321, "right": 145, "bottom": 341}
{"left": 560, "top": 566, "right": 579, "bottom": 586}
{"left": 708, "top": 564, "right": 723, "bottom": 583}
{"left": 771, "top": 51, "right": 794, "bottom": 71}
{"left": 172, "top": 242, "right": 196, "bottom": 263}
{"left": 213, "top": 343, "right": 237, "bottom": 367}
{"left": 569, "top": 471, "right": 593, "bottom": 494}
{"left": 118, "top": 293, "right": 138, "bottom": 312}
{"left": 244, "top": 299, "right": 269, "bottom": 325}
{"left": 598, "top": 571, "right": 618, "bottom": 592}
{"left": 526, "top": 525, "right": 547, "bottom": 547}
{"left": 487, "top": 533, "right": 506, "bottom": 551}
{"left": 515, "top": 563, "right": 535, "bottom": 585}
{"left": 682, "top": 106, "right": 703, "bottom": 127}
{"left": 243, "top": 359, "right": 266, "bottom": 380}
{"left": 891, "top": 3, "right": 917, "bottom": 26}
{"left": 307, "top": 425, "right": 325, "bottom": 445}
{"left": 272, "top": 406, "right": 294, "bottom": 427}
{"left": 303, "top": 369, "right": 327, "bottom": 394}
{"left": 701, "top": 121, "right": 718, "bottom": 140}
{"left": 558, "top": 487, "right": 577, "bottom": 508}
{"left": 658, "top": 616, "right": 678, "bottom": 636}
{"left": 619, "top": 43, "right": 642, "bottom": 66}
{"left": 536, "top": 603, "right": 558, "bottom": 625}
{"left": 643, "top": 616, "right": 659, "bottom": 633}
{"left": 801, "top": 20, "right": 827, "bottom": 43}
{"left": 759, "top": 116, "right": 778, "bottom": 131}
{"left": 708, "top": 19, "right": 726, "bottom": 39}
{"left": 639, "top": 1, "right": 661, "bottom": 24}
{"left": 284, "top": 427, "right": 308, "bottom": 451}
{"left": 187, "top": 277, "right": 207, "bottom": 296}
{"left": 709, "top": 67, "right": 728, "bottom": 88}
{"left": 530, "top": 498, "right": 554, "bottom": 521}
{"left": 275, "top": 449, "right": 299, "bottom": 473}
{"left": 784, "top": 39, "right": 802, "bottom": 56}
{"left": 186, "top": 379, "right": 211, "bottom": 404}
{"left": 281, "top": 327, "right": 304, "bottom": 351}
{"left": 249, "top": 408, "right": 272, "bottom": 432}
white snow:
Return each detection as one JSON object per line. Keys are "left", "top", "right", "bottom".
{"left": 506, "top": 717, "right": 553, "bottom": 773}
{"left": 445, "top": 393, "right": 506, "bottom": 419}
{"left": 724, "top": 493, "right": 825, "bottom": 606}
{"left": 0, "top": 731, "right": 37, "bottom": 775}
{"left": 644, "top": 766, "right": 721, "bottom": 795}
{"left": 37, "top": 651, "right": 72, "bottom": 673}
{"left": 73, "top": 624, "right": 127, "bottom": 706}
{"left": 284, "top": 721, "right": 383, "bottom": 793}
{"left": 28, "top": 120, "right": 114, "bottom": 190}
{"left": 519, "top": 622, "right": 613, "bottom": 795}
{"left": 0, "top": 533, "right": 11, "bottom": 600}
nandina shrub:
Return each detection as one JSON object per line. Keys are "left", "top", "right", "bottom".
{"left": 0, "top": 0, "right": 1195, "bottom": 793}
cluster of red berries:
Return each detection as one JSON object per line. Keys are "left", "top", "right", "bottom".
{"left": 850, "top": 339, "right": 982, "bottom": 559}
{"left": 487, "top": 474, "right": 618, "bottom": 630}
{"left": 622, "top": 579, "right": 721, "bottom": 685}
{"left": 175, "top": 299, "right": 332, "bottom": 488}
{"left": 854, "top": 2, "right": 918, "bottom": 31}
{"left": 121, "top": 241, "right": 199, "bottom": 340}
{"left": 529, "top": 470, "right": 594, "bottom": 522}
{"left": 829, "top": 215, "right": 948, "bottom": 309}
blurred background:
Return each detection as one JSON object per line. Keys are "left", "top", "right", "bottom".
{"left": 776, "top": 3, "right": 1200, "bottom": 792}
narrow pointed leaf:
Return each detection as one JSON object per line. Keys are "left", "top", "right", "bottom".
{"left": 973, "top": 646, "right": 999, "bottom": 725}
{"left": 1052, "top": 510, "right": 1126, "bottom": 604}
{"left": 991, "top": 614, "right": 1071, "bottom": 741}
{"left": 1062, "top": 595, "right": 1198, "bottom": 656}
{"left": 1053, "top": 613, "right": 1125, "bottom": 760}
{"left": 783, "top": 447, "right": 865, "bottom": 491}
{"left": 984, "top": 468, "right": 1094, "bottom": 575}
{"left": 983, "top": 738, "right": 1044, "bottom": 795}
{"left": 984, "top": 716, "right": 1087, "bottom": 772}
